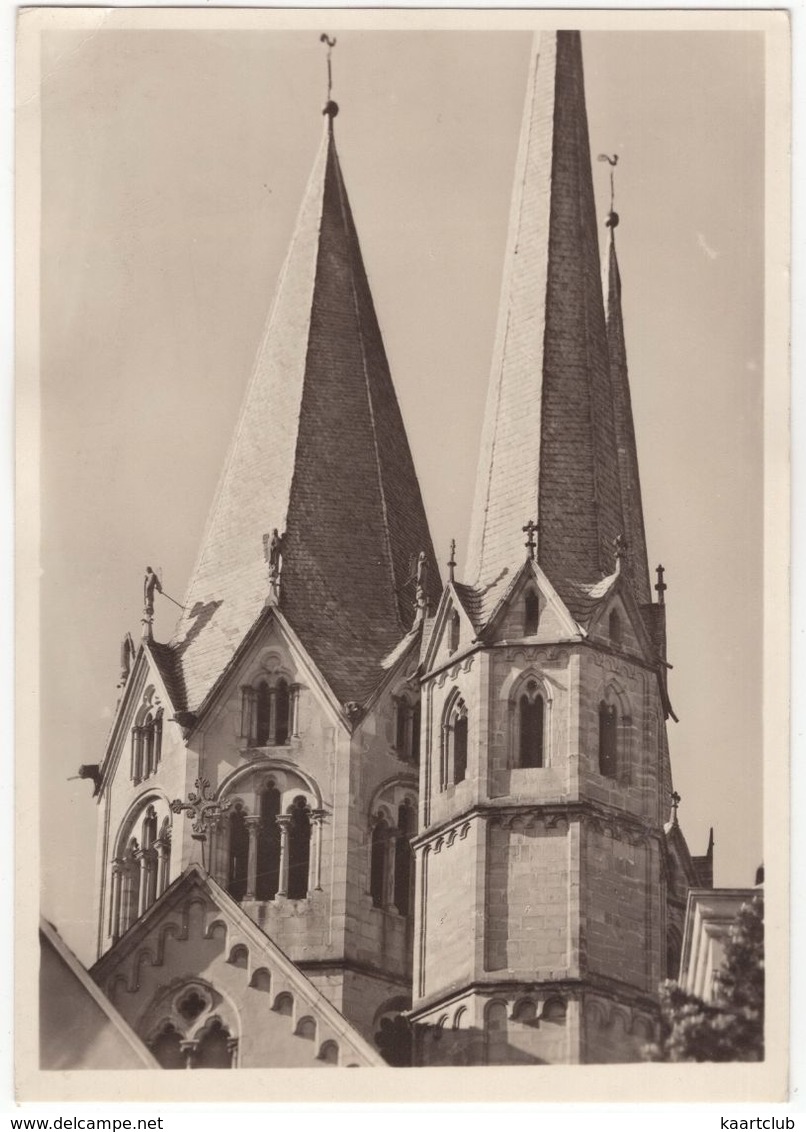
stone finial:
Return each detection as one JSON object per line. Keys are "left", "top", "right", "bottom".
{"left": 655, "top": 564, "right": 667, "bottom": 606}
{"left": 670, "top": 789, "right": 681, "bottom": 825}
{"left": 597, "top": 152, "right": 619, "bottom": 229}
{"left": 320, "top": 34, "right": 338, "bottom": 117}
{"left": 171, "top": 779, "right": 234, "bottom": 870}
{"left": 118, "top": 632, "right": 136, "bottom": 688}
{"left": 448, "top": 539, "right": 457, "bottom": 584}
{"left": 613, "top": 533, "right": 626, "bottom": 573}
{"left": 413, "top": 551, "right": 428, "bottom": 622}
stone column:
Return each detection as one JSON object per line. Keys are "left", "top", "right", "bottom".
{"left": 244, "top": 816, "right": 261, "bottom": 900}
{"left": 155, "top": 837, "right": 170, "bottom": 897}
{"left": 309, "top": 809, "right": 326, "bottom": 892}
{"left": 131, "top": 727, "right": 143, "bottom": 782}
{"left": 110, "top": 858, "right": 124, "bottom": 942}
{"left": 179, "top": 1040, "right": 197, "bottom": 1070}
{"left": 267, "top": 689, "right": 277, "bottom": 745}
{"left": 384, "top": 834, "right": 397, "bottom": 911}
{"left": 226, "top": 1037, "right": 239, "bottom": 1068}
{"left": 290, "top": 685, "right": 300, "bottom": 738}
{"left": 276, "top": 815, "right": 292, "bottom": 897}
{"left": 136, "top": 849, "right": 151, "bottom": 917}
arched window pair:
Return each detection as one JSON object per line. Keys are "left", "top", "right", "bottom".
{"left": 240, "top": 678, "right": 299, "bottom": 746}
{"left": 514, "top": 679, "right": 545, "bottom": 768}
{"left": 393, "top": 697, "right": 421, "bottom": 765}
{"left": 131, "top": 708, "right": 163, "bottom": 784}
{"left": 370, "top": 801, "right": 414, "bottom": 916}
{"left": 150, "top": 1020, "right": 235, "bottom": 1069}
{"left": 441, "top": 696, "right": 468, "bottom": 789}
{"left": 228, "top": 793, "right": 312, "bottom": 902}
{"left": 598, "top": 701, "right": 618, "bottom": 778}
{"left": 110, "top": 807, "right": 171, "bottom": 941}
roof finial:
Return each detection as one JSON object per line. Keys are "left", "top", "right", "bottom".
{"left": 448, "top": 539, "right": 457, "bottom": 584}
{"left": 655, "top": 563, "right": 667, "bottom": 606}
{"left": 597, "top": 153, "right": 619, "bottom": 229}
{"left": 670, "top": 789, "right": 681, "bottom": 826}
{"left": 320, "top": 34, "right": 339, "bottom": 119}
{"left": 522, "top": 519, "right": 537, "bottom": 561}
{"left": 613, "top": 533, "right": 626, "bottom": 573}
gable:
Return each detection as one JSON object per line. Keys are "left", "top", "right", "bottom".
{"left": 585, "top": 588, "right": 654, "bottom": 664}
{"left": 421, "top": 585, "right": 479, "bottom": 673}
{"left": 482, "top": 561, "right": 580, "bottom": 645}
{"left": 91, "top": 867, "right": 383, "bottom": 1068}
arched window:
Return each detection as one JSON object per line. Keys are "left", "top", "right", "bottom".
{"left": 370, "top": 819, "right": 389, "bottom": 908}
{"left": 150, "top": 1023, "right": 184, "bottom": 1070}
{"left": 449, "top": 610, "right": 460, "bottom": 654}
{"left": 609, "top": 609, "right": 622, "bottom": 647}
{"left": 393, "top": 803, "right": 413, "bottom": 916}
{"left": 286, "top": 796, "right": 311, "bottom": 900}
{"left": 120, "top": 839, "right": 140, "bottom": 934}
{"left": 275, "top": 679, "right": 290, "bottom": 745}
{"left": 255, "top": 681, "right": 271, "bottom": 745}
{"left": 393, "top": 695, "right": 421, "bottom": 764}
{"left": 442, "top": 696, "right": 469, "bottom": 788}
{"left": 228, "top": 807, "right": 249, "bottom": 901}
{"left": 195, "top": 1021, "right": 233, "bottom": 1069}
{"left": 518, "top": 681, "right": 544, "bottom": 768}
{"left": 524, "top": 591, "right": 539, "bottom": 636}
{"left": 255, "top": 784, "right": 281, "bottom": 901}
{"left": 598, "top": 701, "right": 618, "bottom": 778}
{"left": 130, "top": 703, "right": 163, "bottom": 784}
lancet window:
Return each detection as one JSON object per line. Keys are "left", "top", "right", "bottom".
{"left": 448, "top": 610, "right": 461, "bottom": 655}
{"left": 516, "top": 680, "right": 544, "bottom": 768}
{"left": 609, "top": 609, "right": 622, "bottom": 647}
{"left": 598, "top": 701, "right": 618, "bottom": 778}
{"left": 441, "top": 695, "right": 468, "bottom": 788}
{"left": 524, "top": 590, "right": 540, "bottom": 636}
{"left": 240, "top": 677, "right": 298, "bottom": 746}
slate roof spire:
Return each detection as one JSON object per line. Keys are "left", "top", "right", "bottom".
{"left": 170, "top": 96, "right": 440, "bottom": 711}
{"left": 465, "top": 31, "right": 626, "bottom": 599}
{"left": 604, "top": 211, "right": 652, "bottom": 606}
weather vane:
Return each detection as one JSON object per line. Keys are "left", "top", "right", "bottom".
{"left": 320, "top": 34, "right": 337, "bottom": 103}
{"left": 597, "top": 152, "right": 619, "bottom": 228}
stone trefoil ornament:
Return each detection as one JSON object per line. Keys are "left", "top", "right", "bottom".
{"left": 171, "top": 779, "right": 234, "bottom": 871}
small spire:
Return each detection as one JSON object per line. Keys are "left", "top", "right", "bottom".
{"left": 655, "top": 564, "right": 667, "bottom": 606}
{"left": 613, "top": 533, "right": 626, "bottom": 573}
{"left": 597, "top": 152, "right": 619, "bottom": 229}
{"left": 320, "top": 34, "right": 339, "bottom": 119}
{"left": 522, "top": 519, "right": 537, "bottom": 561}
{"left": 670, "top": 789, "right": 681, "bottom": 826}
{"left": 447, "top": 539, "right": 457, "bottom": 584}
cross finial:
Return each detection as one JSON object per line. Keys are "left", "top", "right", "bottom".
{"left": 597, "top": 153, "right": 619, "bottom": 229}
{"left": 320, "top": 34, "right": 338, "bottom": 118}
{"left": 448, "top": 539, "right": 456, "bottom": 584}
{"left": 171, "top": 779, "right": 234, "bottom": 868}
{"left": 670, "top": 789, "right": 681, "bottom": 824}
{"left": 655, "top": 564, "right": 667, "bottom": 606}
{"left": 522, "top": 519, "right": 537, "bottom": 561}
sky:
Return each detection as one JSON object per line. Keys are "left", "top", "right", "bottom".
{"left": 35, "top": 20, "right": 766, "bottom": 964}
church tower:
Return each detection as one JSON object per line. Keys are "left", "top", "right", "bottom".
{"left": 410, "top": 31, "right": 681, "bottom": 1065}
{"left": 88, "top": 89, "right": 440, "bottom": 1063}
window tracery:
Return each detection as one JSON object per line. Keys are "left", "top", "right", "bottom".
{"left": 145, "top": 983, "right": 238, "bottom": 1070}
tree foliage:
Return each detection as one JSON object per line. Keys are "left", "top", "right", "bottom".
{"left": 648, "top": 894, "right": 764, "bottom": 1062}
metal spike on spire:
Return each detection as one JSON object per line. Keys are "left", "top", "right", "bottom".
{"left": 597, "top": 152, "right": 619, "bottom": 228}
{"left": 320, "top": 34, "right": 339, "bottom": 118}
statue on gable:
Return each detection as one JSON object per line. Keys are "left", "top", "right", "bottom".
{"left": 264, "top": 529, "right": 285, "bottom": 603}
{"left": 144, "top": 566, "right": 162, "bottom": 616}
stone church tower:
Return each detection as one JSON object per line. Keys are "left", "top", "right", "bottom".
{"left": 70, "top": 31, "right": 707, "bottom": 1071}
{"left": 409, "top": 31, "right": 702, "bottom": 1065}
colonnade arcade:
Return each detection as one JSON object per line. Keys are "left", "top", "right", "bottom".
{"left": 210, "top": 766, "right": 324, "bottom": 904}
{"left": 109, "top": 794, "right": 173, "bottom": 943}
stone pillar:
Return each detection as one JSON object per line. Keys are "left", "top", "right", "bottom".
{"left": 131, "top": 727, "right": 143, "bottom": 782}
{"left": 226, "top": 1037, "right": 239, "bottom": 1068}
{"left": 267, "top": 689, "right": 277, "bottom": 745}
{"left": 155, "top": 837, "right": 170, "bottom": 897}
{"left": 290, "top": 685, "right": 300, "bottom": 737}
{"left": 209, "top": 817, "right": 227, "bottom": 887}
{"left": 244, "top": 816, "right": 261, "bottom": 900}
{"left": 309, "top": 809, "right": 326, "bottom": 892}
{"left": 276, "top": 815, "right": 292, "bottom": 897}
{"left": 110, "top": 858, "right": 123, "bottom": 942}
{"left": 137, "top": 849, "right": 151, "bottom": 917}
{"left": 179, "top": 1040, "right": 197, "bottom": 1070}
{"left": 384, "top": 834, "right": 397, "bottom": 911}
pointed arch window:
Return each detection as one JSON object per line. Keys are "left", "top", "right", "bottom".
{"left": 370, "top": 818, "right": 389, "bottom": 908}
{"left": 442, "top": 696, "right": 468, "bottom": 788}
{"left": 369, "top": 800, "right": 415, "bottom": 915}
{"left": 131, "top": 706, "right": 163, "bottom": 784}
{"left": 598, "top": 701, "right": 618, "bottom": 778}
{"left": 524, "top": 591, "right": 539, "bottom": 636}
{"left": 393, "top": 694, "right": 422, "bottom": 765}
{"left": 518, "top": 681, "right": 544, "bottom": 768}
{"left": 449, "top": 610, "right": 460, "bottom": 654}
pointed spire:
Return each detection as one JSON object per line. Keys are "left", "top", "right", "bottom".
{"left": 604, "top": 200, "right": 652, "bottom": 605}
{"left": 171, "top": 94, "right": 440, "bottom": 709}
{"left": 466, "top": 32, "right": 625, "bottom": 596}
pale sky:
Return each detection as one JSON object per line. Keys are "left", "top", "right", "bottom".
{"left": 37, "top": 23, "right": 765, "bottom": 963}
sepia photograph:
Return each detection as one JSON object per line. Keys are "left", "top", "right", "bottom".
{"left": 15, "top": 7, "right": 789, "bottom": 1102}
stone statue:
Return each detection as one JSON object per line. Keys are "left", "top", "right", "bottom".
{"left": 144, "top": 566, "right": 162, "bottom": 616}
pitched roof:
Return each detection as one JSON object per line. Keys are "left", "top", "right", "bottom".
{"left": 605, "top": 224, "right": 652, "bottom": 605}
{"left": 168, "top": 110, "right": 439, "bottom": 710}
{"left": 465, "top": 31, "right": 625, "bottom": 604}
